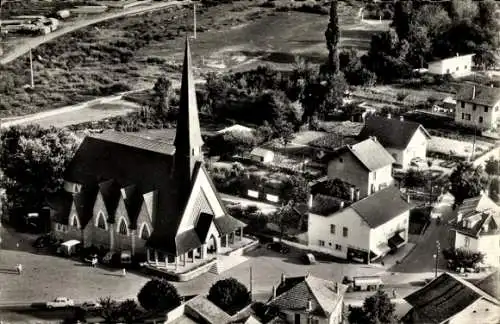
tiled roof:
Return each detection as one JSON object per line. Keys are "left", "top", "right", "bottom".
{"left": 309, "top": 132, "right": 359, "bottom": 151}
{"left": 456, "top": 84, "right": 500, "bottom": 107}
{"left": 459, "top": 194, "right": 499, "bottom": 215}
{"left": 98, "top": 179, "right": 121, "bottom": 223}
{"left": 74, "top": 185, "right": 99, "bottom": 228}
{"left": 121, "top": 185, "right": 144, "bottom": 229}
{"left": 214, "top": 215, "right": 246, "bottom": 235}
{"left": 185, "top": 295, "right": 232, "bottom": 324}
{"left": 250, "top": 147, "right": 274, "bottom": 157}
{"left": 450, "top": 212, "right": 496, "bottom": 238}
{"left": 346, "top": 138, "right": 395, "bottom": 171}
{"left": 92, "top": 131, "right": 175, "bottom": 155}
{"left": 350, "top": 186, "right": 411, "bottom": 228}
{"left": 404, "top": 272, "right": 500, "bottom": 324}
{"left": 358, "top": 116, "right": 430, "bottom": 150}
{"left": 268, "top": 275, "right": 346, "bottom": 318}
{"left": 475, "top": 271, "right": 500, "bottom": 300}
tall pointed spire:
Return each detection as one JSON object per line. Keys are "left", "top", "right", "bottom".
{"left": 174, "top": 37, "right": 203, "bottom": 195}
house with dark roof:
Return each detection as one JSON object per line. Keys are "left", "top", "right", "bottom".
{"left": 450, "top": 193, "right": 500, "bottom": 268}
{"left": 325, "top": 137, "right": 395, "bottom": 199}
{"left": 454, "top": 84, "right": 500, "bottom": 131}
{"left": 402, "top": 272, "right": 500, "bottom": 324}
{"left": 265, "top": 274, "right": 347, "bottom": 324}
{"left": 48, "top": 38, "right": 245, "bottom": 274}
{"left": 308, "top": 185, "right": 411, "bottom": 263}
{"left": 358, "top": 115, "right": 431, "bottom": 170}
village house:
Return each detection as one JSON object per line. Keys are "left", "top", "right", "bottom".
{"left": 450, "top": 194, "right": 500, "bottom": 268}
{"left": 427, "top": 53, "right": 474, "bottom": 77}
{"left": 454, "top": 84, "right": 500, "bottom": 131}
{"left": 267, "top": 274, "right": 347, "bottom": 324}
{"left": 358, "top": 116, "right": 431, "bottom": 170}
{"left": 48, "top": 38, "right": 246, "bottom": 272}
{"left": 325, "top": 137, "right": 395, "bottom": 199}
{"left": 402, "top": 272, "right": 500, "bottom": 324}
{"left": 308, "top": 185, "right": 411, "bottom": 264}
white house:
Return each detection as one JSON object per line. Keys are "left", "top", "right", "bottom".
{"left": 450, "top": 194, "right": 500, "bottom": 268}
{"left": 403, "top": 272, "right": 500, "bottom": 324}
{"left": 308, "top": 186, "right": 411, "bottom": 264}
{"left": 358, "top": 116, "right": 431, "bottom": 169}
{"left": 427, "top": 53, "right": 474, "bottom": 77}
{"left": 326, "top": 137, "right": 395, "bottom": 199}
{"left": 267, "top": 274, "right": 347, "bottom": 324}
{"left": 250, "top": 147, "right": 275, "bottom": 164}
{"left": 455, "top": 84, "right": 500, "bottom": 131}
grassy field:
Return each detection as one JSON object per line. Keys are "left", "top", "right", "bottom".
{"left": 0, "top": 0, "right": 386, "bottom": 118}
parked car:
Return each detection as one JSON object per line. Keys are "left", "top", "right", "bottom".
{"left": 46, "top": 297, "right": 74, "bottom": 308}
{"left": 410, "top": 157, "right": 428, "bottom": 169}
{"left": 301, "top": 253, "right": 317, "bottom": 265}
{"left": 267, "top": 242, "right": 290, "bottom": 254}
{"left": 80, "top": 301, "right": 101, "bottom": 311}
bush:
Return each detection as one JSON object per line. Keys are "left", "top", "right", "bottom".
{"left": 442, "top": 248, "right": 485, "bottom": 269}
{"left": 137, "top": 278, "right": 181, "bottom": 312}
{"left": 208, "top": 278, "right": 251, "bottom": 315}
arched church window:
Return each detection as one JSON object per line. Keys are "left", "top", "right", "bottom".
{"left": 97, "top": 213, "right": 106, "bottom": 230}
{"left": 119, "top": 219, "right": 128, "bottom": 235}
{"left": 140, "top": 224, "right": 150, "bottom": 240}
{"left": 71, "top": 215, "right": 79, "bottom": 228}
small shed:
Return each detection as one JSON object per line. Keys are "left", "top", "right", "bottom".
{"left": 216, "top": 124, "right": 254, "bottom": 135}
{"left": 250, "top": 148, "right": 274, "bottom": 164}
{"left": 59, "top": 240, "right": 81, "bottom": 256}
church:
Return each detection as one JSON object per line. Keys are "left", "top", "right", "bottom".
{"left": 49, "top": 38, "right": 246, "bottom": 269}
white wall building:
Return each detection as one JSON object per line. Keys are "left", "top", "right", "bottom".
{"left": 308, "top": 186, "right": 411, "bottom": 264}
{"left": 428, "top": 54, "right": 474, "bottom": 77}
{"left": 455, "top": 84, "right": 500, "bottom": 131}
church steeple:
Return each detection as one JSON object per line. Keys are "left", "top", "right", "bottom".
{"left": 174, "top": 37, "right": 204, "bottom": 189}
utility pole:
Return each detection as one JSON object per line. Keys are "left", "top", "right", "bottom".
{"left": 193, "top": 3, "right": 197, "bottom": 39}
{"left": 249, "top": 266, "right": 253, "bottom": 301}
{"left": 433, "top": 240, "right": 441, "bottom": 278}
{"left": 471, "top": 122, "right": 477, "bottom": 162}
{"left": 29, "top": 48, "right": 34, "bottom": 88}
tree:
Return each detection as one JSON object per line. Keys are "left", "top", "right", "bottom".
{"left": 271, "top": 202, "right": 302, "bottom": 240}
{"left": 207, "top": 278, "right": 251, "bottom": 315}
{"left": 484, "top": 157, "right": 499, "bottom": 177}
{"left": 325, "top": 0, "right": 340, "bottom": 74}
{"left": 392, "top": 0, "right": 414, "bottom": 40}
{"left": 449, "top": 162, "right": 484, "bottom": 207}
{"left": 490, "top": 178, "right": 499, "bottom": 203}
{"left": 281, "top": 175, "right": 310, "bottom": 206}
{"left": 0, "top": 125, "right": 80, "bottom": 217}
{"left": 403, "top": 169, "right": 427, "bottom": 188}
{"left": 414, "top": 4, "right": 451, "bottom": 38}
{"left": 348, "top": 305, "right": 370, "bottom": 324}
{"left": 442, "top": 247, "right": 485, "bottom": 269}
{"left": 274, "top": 120, "right": 295, "bottom": 147}
{"left": 118, "top": 299, "right": 142, "bottom": 324}
{"left": 151, "top": 75, "right": 173, "bottom": 116}
{"left": 340, "top": 49, "right": 376, "bottom": 87}
{"left": 318, "top": 73, "right": 347, "bottom": 120}
{"left": 206, "top": 131, "right": 257, "bottom": 159}
{"left": 362, "top": 290, "right": 396, "bottom": 324}
{"left": 137, "top": 278, "right": 181, "bottom": 313}
{"left": 98, "top": 297, "right": 120, "bottom": 324}
{"left": 255, "top": 121, "right": 274, "bottom": 144}
{"left": 450, "top": 0, "right": 478, "bottom": 22}
{"left": 406, "top": 24, "right": 431, "bottom": 68}
{"left": 311, "top": 178, "right": 351, "bottom": 200}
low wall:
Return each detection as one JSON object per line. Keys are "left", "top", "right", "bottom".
{"left": 226, "top": 238, "right": 259, "bottom": 256}
{"left": 142, "top": 258, "right": 217, "bottom": 282}
{"left": 275, "top": 238, "right": 349, "bottom": 262}
{"left": 71, "top": 6, "right": 108, "bottom": 14}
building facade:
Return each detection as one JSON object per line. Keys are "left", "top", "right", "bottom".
{"left": 308, "top": 186, "right": 411, "bottom": 263}
{"left": 326, "top": 137, "right": 394, "bottom": 199}
{"left": 49, "top": 38, "right": 245, "bottom": 269}
{"left": 358, "top": 116, "right": 431, "bottom": 170}
{"left": 427, "top": 54, "right": 474, "bottom": 77}
{"left": 454, "top": 84, "right": 500, "bottom": 131}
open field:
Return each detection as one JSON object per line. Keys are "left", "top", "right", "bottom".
{"left": 0, "top": 0, "right": 388, "bottom": 119}
{"left": 429, "top": 136, "right": 494, "bottom": 159}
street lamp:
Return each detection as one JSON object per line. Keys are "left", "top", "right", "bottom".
{"left": 433, "top": 240, "right": 441, "bottom": 278}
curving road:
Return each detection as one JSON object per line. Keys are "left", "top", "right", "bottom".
{"left": 0, "top": 0, "right": 191, "bottom": 65}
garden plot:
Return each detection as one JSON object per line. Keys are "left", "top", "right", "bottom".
{"left": 429, "top": 136, "right": 494, "bottom": 159}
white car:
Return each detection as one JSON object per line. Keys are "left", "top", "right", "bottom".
{"left": 80, "top": 301, "right": 101, "bottom": 311}
{"left": 46, "top": 297, "right": 74, "bottom": 308}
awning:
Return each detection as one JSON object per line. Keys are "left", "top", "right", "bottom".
{"left": 371, "top": 242, "right": 391, "bottom": 258}
{"left": 61, "top": 240, "right": 80, "bottom": 248}
{"left": 388, "top": 233, "right": 405, "bottom": 249}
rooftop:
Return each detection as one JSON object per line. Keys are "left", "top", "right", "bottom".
{"left": 345, "top": 137, "right": 395, "bottom": 171}
{"left": 456, "top": 84, "right": 500, "bottom": 107}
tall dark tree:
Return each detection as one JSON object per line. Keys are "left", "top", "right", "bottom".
{"left": 362, "top": 290, "right": 396, "bottom": 324}
{"left": 485, "top": 157, "right": 499, "bottom": 177}
{"left": 151, "top": 75, "right": 173, "bottom": 116}
{"left": 207, "top": 278, "right": 251, "bottom": 315}
{"left": 449, "top": 162, "right": 484, "bottom": 207}
{"left": 98, "top": 297, "right": 120, "bottom": 324}
{"left": 271, "top": 202, "right": 302, "bottom": 240}
{"left": 325, "top": 0, "right": 340, "bottom": 74}
{"left": 137, "top": 279, "right": 181, "bottom": 313}
{"left": 392, "top": 0, "right": 414, "bottom": 40}
{"left": 118, "top": 299, "right": 142, "bottom": 324}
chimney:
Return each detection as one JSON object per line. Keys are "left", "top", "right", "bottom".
{"left": 308, "top": 194, "right": 313, "bottom": 209}
{"left": 306, "top": 299, "right": 313, "bottom": 312}
{"left": 400, "top": 116, "right": 404, "bottom": 122}
{"left": 483, "top": 222, "right": 489, "bottom": 233}
{"left": 387, "top": 113, "right": 392, "bottom": 119}
{"left": 272, "top": 285, "right": 276, "bottom": 299}
{"left": 339, "top": 201, "right": 345, "bottom": 209}
{"left": 350, "top": 187, "right": 355, "bottom": 201}
{"left": 407, "top": 194, "right": 411, "bottom": 204}
{"left": 281, "top": 273, "right": 286, "bottom": 284}
{"left": 456, "top": 52, "right": 459, "bottom": 57}
{"left": 371, "top": 136, "right": 377, "bottom": 142}
{"left": 355, "top": 189, "right": 360, "bottom": 201}
{"left": 472, "top": 85, "right": 476, "bottom": 100}
{"left": 457, "top": 212, "right": 463, "bottom": 223}
{"left": 334, "top": 282, "right": 339, "bottom": 294}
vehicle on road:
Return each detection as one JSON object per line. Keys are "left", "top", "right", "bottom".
{"left": 80, "top": 301, "right": 101, "bottom": 311}
{"left": 346, "top": 276, "right": 384, "bottom": 292}
{"left": 267, "top": 242, "right": 290, "bottom": 254}
{"left": 301, "top": 253, "right": 317, "bottom": 265}
{"left": 46, "top": 297, "right": 74, "bottom": 308}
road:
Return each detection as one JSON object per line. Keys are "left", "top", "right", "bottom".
{"left": 0, "top": 0, "right": 191, "bottom": 65}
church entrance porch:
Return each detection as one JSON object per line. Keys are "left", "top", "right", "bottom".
{"left": 219, "top": 227, "right": 246, "bottom": 254}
